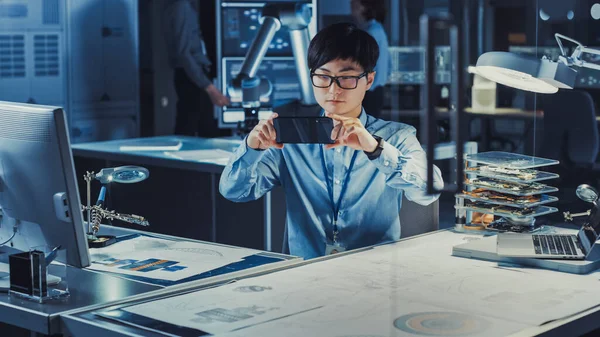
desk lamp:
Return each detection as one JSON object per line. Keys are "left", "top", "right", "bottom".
{"left": 83, "top": 166, "right": 150, "bottom": 247}
{"left": 564, "top": 184, "right": 600, "bottom": 228}
{"left": 471, "top": 34, "right": 600, "bottom": 93}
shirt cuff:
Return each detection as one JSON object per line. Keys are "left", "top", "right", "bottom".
{"left": 370, "top": 141, "right": 409, "bottom": 175}
{"left": 237, "top": 136, "right": 266, "bottom": 166}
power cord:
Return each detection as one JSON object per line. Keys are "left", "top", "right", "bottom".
{"left": 0, "top": 226, "right": 18, "bottom": 246}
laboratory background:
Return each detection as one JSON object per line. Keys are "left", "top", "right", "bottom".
{"left": 1, "top": 0, "right": 600, "bottom": 336}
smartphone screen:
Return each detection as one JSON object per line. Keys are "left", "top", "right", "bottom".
{"left": 273, "top": 117, "right": 335, "bottom": 144}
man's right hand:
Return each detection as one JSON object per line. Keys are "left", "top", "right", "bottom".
{"left": 205, "top": 84, "right": 230, "bottom": 107}
{"left": 247, "top": 113, "right": 283, "bottom": 150}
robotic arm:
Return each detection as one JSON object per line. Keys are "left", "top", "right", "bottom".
{"left": 228, "top": 2, "right": 316, "bottom": 132}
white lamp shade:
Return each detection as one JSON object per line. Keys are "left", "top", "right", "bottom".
{"left": 473, "top": 52, "right": 577, "bottom": 94}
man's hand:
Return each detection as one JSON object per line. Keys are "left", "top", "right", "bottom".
{"left": 326, "top": 113, "right": 378, "bottom": 152}
{"left": 205, "top": 84, "right": 230, "bottom": 107}
{"left": 247, "top": 113, "right": 284, "bottom": 150}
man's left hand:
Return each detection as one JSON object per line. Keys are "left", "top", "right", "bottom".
{"left": 325, "top": 113, "right": 378, "bottom": 152}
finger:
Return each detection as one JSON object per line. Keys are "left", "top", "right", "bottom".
{"left": 325, "top": 140, "right": 342, "bottom": 149}
{"left": 261, "top": 123, "right": 273, "bottom": 140}
{"left": 331, "top": 123, "right": 342, "bottom": 140}
{"left": 338, "top": 125, "right": 349, "bottom": 141}
{"left": 257, "top": 130, "right": 270, "bottom": 147}
{"left": 342, "top": 119, "right": 361, "bottom": 128}
{"left": 326, "top": 113, "right": 349, "bottom": 121}
{"left": 265, "top": 121, "right": 277, "bottom": 140}
{"left": 269, "top": 112, "right": 279, "bottom": 121}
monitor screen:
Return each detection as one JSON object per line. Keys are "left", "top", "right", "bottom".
{"left": 221, "top": 5, "right": 293, "bottom": 57}
{"left": 389, "top": 46, "right": 451, "bottom": 84}
{"left": 220, "top": 57, "right": 301, "bottom": 126}
{"left": 0, "top": 101, "right": 90, "bottom": 268}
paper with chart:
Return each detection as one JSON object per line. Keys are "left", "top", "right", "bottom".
{"left": 87, "top": 236, "right": 259, "bottom": 282}
{"left": 163, "top": 149, "right": 233, "bottom": 165}
{"left": 115, "top": 231, "right": 600, "bottom": 336}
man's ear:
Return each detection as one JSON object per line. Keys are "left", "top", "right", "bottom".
{"left": 366, "top": 71, "right": 376, "bottom": 90}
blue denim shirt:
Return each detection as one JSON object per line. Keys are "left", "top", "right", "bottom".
{"left": 364, "top": 19, "right": 391, "bottom": 90}
{"left": 219, "top": 110, "right": 443, "bottom": 258}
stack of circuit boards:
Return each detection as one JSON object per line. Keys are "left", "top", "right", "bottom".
{"left": 456, "top": 151, "right": 560, "bottom": 231}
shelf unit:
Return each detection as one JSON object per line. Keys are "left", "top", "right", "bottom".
{"left": 455, "top": 151, "right": 560, "bottom": 232}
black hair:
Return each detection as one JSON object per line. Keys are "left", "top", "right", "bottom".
{"left": 357, "top": 0, "right": 386, "bottom": 23}
{"left": 307, "top": 22, "right": 379, "bottom": 73}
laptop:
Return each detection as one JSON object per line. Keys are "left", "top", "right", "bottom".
{"left": 496, "top": 224, "right": 598, "bottom": 260}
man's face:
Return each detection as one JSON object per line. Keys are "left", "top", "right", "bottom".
{"left": 311, "top": 58, "right": 375, "bottom": 117}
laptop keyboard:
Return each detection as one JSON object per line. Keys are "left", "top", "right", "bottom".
{"left": 532, "top": 234, "right": 579, "bottom": 256}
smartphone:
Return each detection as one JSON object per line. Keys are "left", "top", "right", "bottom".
{"left": 273, "top": 117, "right": 335, "bottom": 144}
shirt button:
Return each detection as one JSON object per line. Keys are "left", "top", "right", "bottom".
{"left": 384, "top": 161, "right": 390, "bottom": 167}
{"left": 334, "top": 179, "right": 341, "bottom": 185}
{"left": 336, "top": 148, "right": 342, "bottom": 153}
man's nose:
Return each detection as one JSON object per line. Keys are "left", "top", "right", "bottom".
{"left": 328, "top": 80, "right": 342, "bottom": 94}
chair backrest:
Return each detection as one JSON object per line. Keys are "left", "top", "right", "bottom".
{"left": 540, "top": 90, "right": 599, "bottom": 165}
{"left": 399, "top": 195, "right": 439, "bottom": 238}
{"left": 281, "top": 195, "right": 439, "bottom": 254}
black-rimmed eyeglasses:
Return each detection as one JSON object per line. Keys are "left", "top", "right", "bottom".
{"left": 310, "top": 72, "right": 368, "bottom": 89}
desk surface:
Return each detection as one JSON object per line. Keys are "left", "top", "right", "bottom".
{"left": 61, "top": 229, "right": 600, "bottom": 337}
{"left": 0, "top": 226, "right": 300, "bottom": 335}
{"left": 72, "top": 136, "right": 243, "bottom": 173}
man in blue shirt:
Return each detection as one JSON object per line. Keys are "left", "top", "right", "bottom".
{"left": 220, "top": 23, "right": 443, "bottom": 259}
{"left": 351, "top": 0, "right": 391, "bottom": 119}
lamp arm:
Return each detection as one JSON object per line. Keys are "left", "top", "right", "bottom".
{"left": 555, "top": 33, "right": 584, "bottom": 57}
{"left": 569, "top": 46, "right": 600, "bottom": 70}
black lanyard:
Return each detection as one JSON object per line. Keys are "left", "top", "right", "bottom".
{"left": 320, "top": 146, "right": 359, "bottom": 244}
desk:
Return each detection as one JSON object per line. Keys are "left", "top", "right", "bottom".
{"left": 0, "top": 225, "right": 299, "bottom": 335}
{"left": 72, "top": 136, "right": 286, "bottom": 252}
{"left": 72, "top": 137, "right": 474, "bottom": 254}
{"left": 61, "top": 229, "right": 600, "bottom": 337}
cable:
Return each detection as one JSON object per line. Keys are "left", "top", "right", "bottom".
{"left": 0, "top": 228, "right": 17, "bottom": 246}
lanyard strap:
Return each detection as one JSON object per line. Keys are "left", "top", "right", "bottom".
{"left": 320, "top": 146, "right": 359, "bottom": 244}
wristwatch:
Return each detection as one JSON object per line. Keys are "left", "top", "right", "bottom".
{"left": 365, "top": 135, "right": 384, "bottom": 160}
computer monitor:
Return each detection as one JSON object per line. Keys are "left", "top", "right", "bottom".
{"left": 0, "top": 101, "right": 90, "bottom": 268}
{"left": 388, "top": 46, "right": 451, "bottom": 85}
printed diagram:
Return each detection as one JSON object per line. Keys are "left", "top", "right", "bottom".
{"left": 87, "top": 236, "right": 259, "bottom": 282}
{"left": 94, "top": 258, "right": 187, "bottom": 273}
{"left": 191, "top": 306, "right": 280, "bottom": 324}
{"left": 233, "top": 285, "right": 273, "bottom": 293}
{"left": 393, "top": 312, "right": 490, "bottom": 336}
{"left": 165, "top": 247, "right": 224, "bottom": 257}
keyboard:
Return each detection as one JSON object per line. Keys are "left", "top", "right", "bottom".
{"left": 532, "top": 234, "right": 579, "bottom": 256}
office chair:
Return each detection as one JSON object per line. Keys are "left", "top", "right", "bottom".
{"left": 540, "top": 89, "right": 600, "bottom": 172}
{"left": 280, "top": 196, "right": 439, "bottom": 254}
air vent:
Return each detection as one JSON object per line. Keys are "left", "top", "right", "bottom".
{"left": 0, "top": 108, "right": 52, "bottom": 143}
{"left": 0, "top": 35, "right": 25, "bottom": 78}
{"left": 42, "top": 0, "right": 59, "bottom": 25}
{"left": 34, "top": 34, "right": 59, "bottom": 77}
{"left": 0, "top": 3, "right": 28, "bottom": 18}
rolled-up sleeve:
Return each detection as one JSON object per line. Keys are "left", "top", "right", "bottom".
{"left": 219, "top": 139, "right": 283, "bottom": 202}
{"left": 369, "top": 127, "right": 444, "bottom": 205}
